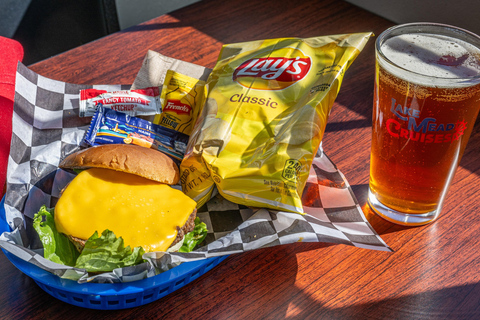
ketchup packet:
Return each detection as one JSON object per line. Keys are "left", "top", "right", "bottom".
{"left": 85, "top": 105, "right": 188, "bottom": 163}
{"left": 181, "top": 34, "right": 372, "bottom": 212}
{"left": 79, "top": 87, "right": 162, "bottom": 117}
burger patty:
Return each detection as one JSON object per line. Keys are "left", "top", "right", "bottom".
{"left": 68, "top": 208, "right": 198, "bottom": 252}
{"left": 172, "top": 208, "right": 197, "bottom": 247}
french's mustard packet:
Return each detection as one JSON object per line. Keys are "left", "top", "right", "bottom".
{"left": 180, "top": 34, "right": 372, "bottom": 213}
{"left": 154, "top": 70, "right": 205, "bottom": 135}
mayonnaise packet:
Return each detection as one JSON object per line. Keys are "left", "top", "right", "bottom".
{"left": 154, "top": 70, "right": 205, "bottom": 135}
{"left": 180, "top": 34, "right": 372, "bottom": 213}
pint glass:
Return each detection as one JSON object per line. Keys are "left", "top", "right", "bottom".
{"left": 368, "top": 23, "right": 480, "bottom": 226}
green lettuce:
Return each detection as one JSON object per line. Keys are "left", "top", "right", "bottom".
{"left": 33, "top": 206, "right": 79, "bottom": 266}
{"left": 75, "top": 230, "right": 145, "bottom": 272}
{"left": 179, "top": 217, "right": 208, "bottom": 252}
{"left": 33, "top": 207, "right": 208, "bottom": 273}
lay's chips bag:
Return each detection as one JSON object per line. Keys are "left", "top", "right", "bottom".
{"left": 180, "top": 33, "right": 372, "bottom": 213}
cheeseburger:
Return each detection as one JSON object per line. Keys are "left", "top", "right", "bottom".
{"left": 53, "top": 144, "right": 199, "bottom": 253}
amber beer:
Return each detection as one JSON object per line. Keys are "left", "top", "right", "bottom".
{"left": 368, "top": 23, "right": 480, "bottom": 225}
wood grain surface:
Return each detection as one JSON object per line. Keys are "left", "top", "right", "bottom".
{"left": 2, "top": 0, "right": 480, "bottom": 319}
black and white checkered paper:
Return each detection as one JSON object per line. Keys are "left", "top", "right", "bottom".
{"left": 0, "top": 62, "right": 391, "bottom": 284}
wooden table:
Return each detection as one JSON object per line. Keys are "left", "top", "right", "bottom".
{"left": 2, "top": 0, "right": 480, "bottom": 318}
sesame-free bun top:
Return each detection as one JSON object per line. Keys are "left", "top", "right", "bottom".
{"left": 59, "top": 144, "right": 179, "bottom": 185}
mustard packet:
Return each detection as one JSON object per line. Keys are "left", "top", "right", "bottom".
{"left": 154, "top": 70, "right": 205, "bottom": 135}
{"left": 181, "top": 33, "right": 372, "bottom": 213}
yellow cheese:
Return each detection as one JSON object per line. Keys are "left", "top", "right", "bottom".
{"left": 54, "top": 168, "right": 196, "bottom": 252}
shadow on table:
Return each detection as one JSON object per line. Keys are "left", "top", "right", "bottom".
{"left": 294, "top": 282, "right": 480, "bottom": 319}
{"left": 224, "top": 243, "right": 480, "bottom": 319}
{"left": 459, "top": 116, "right": 480, "bottom": 176}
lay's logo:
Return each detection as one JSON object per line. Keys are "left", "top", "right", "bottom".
{"left": 233, "top": 48, "right": 311, "bottom": 90}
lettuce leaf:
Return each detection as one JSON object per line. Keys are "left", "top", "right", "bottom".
{"left": 75, "top": 230, "right": 145, "bottom": 272}
{"left": 179, "top": 217, "right": 208, "bottom": 252}
{"left": 33, "top": 207, "right": 144, "bottom": 272}
{"left": 33, "top": 206, "right": 79, "bottom": 266}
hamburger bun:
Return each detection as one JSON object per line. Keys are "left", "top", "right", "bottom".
{"left": 60, "top": 144, "right": 179, "bottom": 185}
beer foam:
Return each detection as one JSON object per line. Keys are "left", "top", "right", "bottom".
{"left": 380, "top": 33, "right": 480, "bottom": 86}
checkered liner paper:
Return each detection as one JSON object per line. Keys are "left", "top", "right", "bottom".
{"left": 0, "top": 62, "right": 391, "bottom": 284}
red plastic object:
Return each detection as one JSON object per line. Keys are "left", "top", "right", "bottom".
{"left": 0, "top": 36, "right": 23, "bottom": 194}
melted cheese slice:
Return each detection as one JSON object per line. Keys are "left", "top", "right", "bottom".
{"left": 54, "top": 168, "right": 197, "bottom": 252}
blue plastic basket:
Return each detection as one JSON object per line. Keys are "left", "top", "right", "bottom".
{"left": 0, "top": 197, "right": 227, "bottom": 310}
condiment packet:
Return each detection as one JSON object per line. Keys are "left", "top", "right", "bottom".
{"left": 153, "top": 70, "right": 206, "bottom": 135}
{"left": 79, "top": 87, "right": 162, "bottom": 117}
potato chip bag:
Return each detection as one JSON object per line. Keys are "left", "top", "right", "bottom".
{"left": 180, "top": 33, "right": 372, "bottom": 213}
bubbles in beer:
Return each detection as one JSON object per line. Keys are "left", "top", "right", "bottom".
{"left": 380, "top": 33, "right": 480, "bottom": 86}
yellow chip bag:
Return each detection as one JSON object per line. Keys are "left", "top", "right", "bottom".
{"left": 154, "top": 70, "right": 205, "bottom": 135}
{"left": 181, "top": 33, "right": 372, "bottom": 213}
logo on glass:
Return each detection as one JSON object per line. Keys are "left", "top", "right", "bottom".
{"left": 386, "top": 98, "right": 467, "bottom": 143}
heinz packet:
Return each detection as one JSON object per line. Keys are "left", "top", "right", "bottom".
{"left": 79, "top": 87, "right": 161, "bottom": 117}
{"left": 181, "top": 34, "right": 372, "bottom": 213}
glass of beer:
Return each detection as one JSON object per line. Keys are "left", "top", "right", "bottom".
{"left": 368, "top": 23, "right": 480, "bottom": 226}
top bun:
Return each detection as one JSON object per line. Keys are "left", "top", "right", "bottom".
{"left": 60, "top": 144, "right": 179, "bottom": 185}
